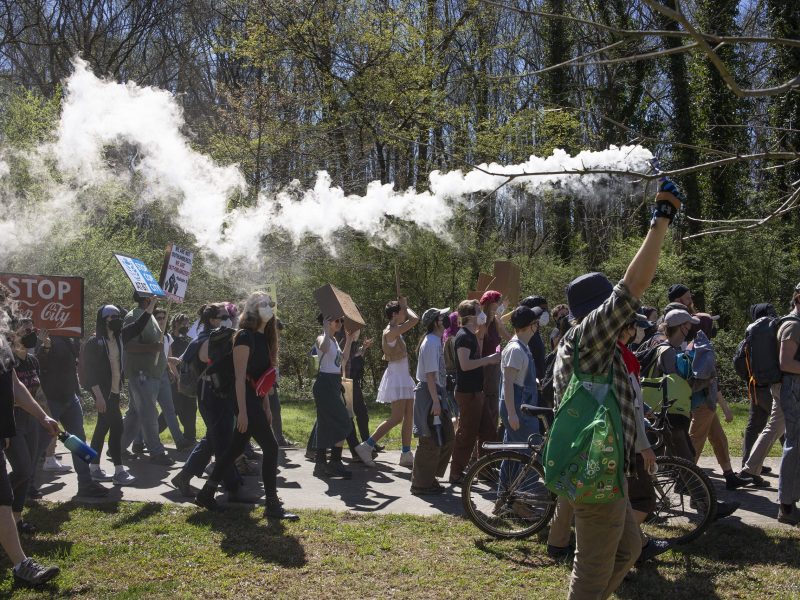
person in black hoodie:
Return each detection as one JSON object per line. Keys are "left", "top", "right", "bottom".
{"left": 84, "top": 305, "right": 140, "bottom": 486}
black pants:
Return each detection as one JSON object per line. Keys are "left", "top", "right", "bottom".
{"left": 6, "top": 409, "right": 40, "bottom": 513}
{"left": 268, "top": 389, "right": 284, "bottom": 444}
{"left": 351, "top": 380, "right": 369, "bottom": 443}
{"left": 159, "top": 386, "right": 197, "bottom": 441}
{"left": 91, "top": 392, "right": 123, "bottom": 465}
{"left": 209, "top": 400, "right": 279, "bottom": 498}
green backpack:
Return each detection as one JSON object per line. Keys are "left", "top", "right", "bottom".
{"left": 640, "top": 346, "right": 692, "bottom": 418}
{"left": 541, "top": 336, "right": 625, "bottom": 504}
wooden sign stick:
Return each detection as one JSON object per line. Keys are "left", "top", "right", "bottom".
{"left": 395, "top": 264, "right": 401, "bottom": 299}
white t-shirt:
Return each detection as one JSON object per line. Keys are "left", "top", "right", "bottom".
{"left": 501, "top": 337, "right": 530, "bottom": 387}
{"left": 416, "top": 334, "right": 444, "bottom": 387}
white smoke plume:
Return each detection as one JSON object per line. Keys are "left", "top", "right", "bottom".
{"left": 0, "top": 58, "right": 655, "bottom": 264}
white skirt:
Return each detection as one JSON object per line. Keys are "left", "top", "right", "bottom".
{"left": 376, "top": 358, "right": 415, "bottom": 403}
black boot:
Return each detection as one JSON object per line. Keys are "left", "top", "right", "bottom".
{"left": 264, "top": 496, "right": 299, "bottom": 521}
{"left": 194, "top": 485, "right": 221, "bottom": 511}
{"left": 171, "top": 471, "right": 194, "bottom": 498}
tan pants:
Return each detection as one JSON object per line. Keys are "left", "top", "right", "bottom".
{"left": 744, "top": 383, "right": 784, "bottom": 475}
{"left": 547, "top": 495, "right": 574, "bottom": 548}
{"left": 689, "top": 404, "right": 731, "bottom": 472}
{"left": 411, "top": 417, "right": 455, "bottom": 489}
{"left": 567, "top": 482, "right": 641, "bottom": 600}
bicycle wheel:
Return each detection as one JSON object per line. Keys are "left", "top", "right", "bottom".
{"left": 462, "top": 451, "right": 556, "bottom": 539}
{"left": 642, "top": 455, "right": 717, "bottom": 545}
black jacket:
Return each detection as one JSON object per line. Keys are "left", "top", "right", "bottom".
{"left": 37, "top": 336, "right": 81, "bottom": 403}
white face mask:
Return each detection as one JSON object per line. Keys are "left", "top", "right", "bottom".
{"left": 496, "top": 303, "right": 506, "bottom": 317}
{"left": 476, "top": 311, "right": 487, "bottom": 326}
{"left": 258, "top": 304, "right": 274, "bottom": 322}
{"left": 539, "top": 311, "right": 550, "bottom": 327}
{"left": 634, "top": 327, "right": 645, "bottom": 344}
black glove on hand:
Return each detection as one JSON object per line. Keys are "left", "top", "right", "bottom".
{"left": 652, "top": 176, "right": 684, "bottom": 226}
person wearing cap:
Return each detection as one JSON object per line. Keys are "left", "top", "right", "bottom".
{"left": 355, "top": 297, "right": 419, "bottom": 469}
{"left": 519, "top": 296, "right": 549, "bottom": 383}
{"left": 449, "top": 300, "right": 501, "bottom": 485}
{"left": 548, "top": 176, "right": 681, "bottom": 598}
{"left": 774, "top": 283, "right": 800, "bottom": 525}
{"left": 479, "top": 290, "right": 512, "bottom": 440}
{"left": 500, "top": 306, "right": 542, "bottom": 445}
{"left": 686, "top": 313, "right": 750, "bottom": 491}
{"left": 83, "top": 304, "right": 141, "bottom": 488}
{"left": 410, "top": 307, "right": 454, "bottom": 495}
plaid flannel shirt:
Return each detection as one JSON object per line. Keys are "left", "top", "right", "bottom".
{"left": 553, "top": 280, "right": 640, "bottom": 473}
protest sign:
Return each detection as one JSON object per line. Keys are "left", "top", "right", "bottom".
{"left": 0, "top": 273, "right": 84, "bottom": 337}
{"left": 313, "top": 284, "right": 365, "bottom": 332}
{"left": 158, "top": 243, "right": 194, "bottom": 303}
{"left": 114, "top": 253, "right": 166, "bottom": 297}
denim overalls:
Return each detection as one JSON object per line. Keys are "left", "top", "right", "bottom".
{"left": 499, "top": 339, "right": 540, "bottom": 443}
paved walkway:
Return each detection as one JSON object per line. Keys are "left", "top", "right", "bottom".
{"left": 33, "top": 443, "right": 793, "bottom": 529}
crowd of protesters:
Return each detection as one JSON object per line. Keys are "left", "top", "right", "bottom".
{"left": 1, "top": 176, "right": 799, "bottom": 597}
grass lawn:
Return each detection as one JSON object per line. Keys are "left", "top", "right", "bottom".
{"left": 3, "top": 503, "right": 800, "bottom": 599}
{"left": 81, "top": 394, "right": 771, "bottom": 459}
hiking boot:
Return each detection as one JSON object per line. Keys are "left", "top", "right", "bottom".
{"left": 777, "top": 503, "right": 800, "bottom": 526}
{"left": 131, "top": 442, "right": 146, "bottom": 455}
{"left": 77, "top": 482, "right": 110, "bottom": 498}
{"left": 725, "top": 471, "right": 749, "bottom": 490}
{"left": 264, "top": 496, "right": 299, "bottom": 521}
{"left": 354, "top": 442, "right": 376, "bottom": 467}
{"left": 171, "top": 472, "right": 194, "bottom": 497}
{"left": 714, "top": 500, "right": 740, "bottom": 521}
{"left": 112, "top": 469, "right": 136, "bottom": 486}
{"left": 546, "top": 544, "right": 574, "bottom": 561}
{"left": 328, "top": 460, "right": 352, "bottom": 479}
{"left": 13, "top": 558, "right": 59, "bottom": 587}
{"left": 399, "top": 450, "right": 415, "bottom": 468}
{"left": 636, "top": 538, "right": 672, "bottom": 566}
{"left": 90, "top": 467, "right": 114, "bottom": 482}
{"left": 149, "top": 453, "right": 175, "bottom": 466}
{"left": 194, "top": 487, "right": 221, "bottom": 512}
{"left": 42, "top": 456, "right": 71, "bottom": 473}
{"left": 313, "top": 462, "right": 333, "bottom": 479}
{"left": 411, "top": 484, "right": 445, "bottom": 496}
{"left": 27, "top": 488, "right": 43, "bottom": 500}
{"left": 739, "top": 470, "right": 770, "bottom": 488}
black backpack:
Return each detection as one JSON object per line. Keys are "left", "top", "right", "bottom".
{"left": 204, "top": 327, "right": 254, "bottom": 399}
{"left": 732, "top": 337, "right": 749, "bottom": 381}
{"left": 745, "top": 315, "right": 800, "bottom": 385}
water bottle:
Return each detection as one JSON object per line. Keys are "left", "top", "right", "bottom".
{"left": 432, "top": 415, "right": 444, "bottom": 447}
{"left": 59, "top": 431, "right": 98, "bottom": 463}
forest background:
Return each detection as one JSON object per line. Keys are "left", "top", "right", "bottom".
{"left": 0, "top": 0, "right": 798, "bottom": 399}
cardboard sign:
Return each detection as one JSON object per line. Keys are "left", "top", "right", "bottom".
{"left": 493, "top": 261, "right": 520, "bottom": 307}
{"left": 114, "top": 253, "right": 166, "bottom": 298}
{"left": 0, "top": 273, "right": 84, "bottom": 337}
{"left": 313, "top": 284, "right": 365, "bottom": 332}
{"left": 158, "top": 243, "right": 194, "bottom": 303}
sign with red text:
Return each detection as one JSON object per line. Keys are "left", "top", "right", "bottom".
{"left": 0, "top": 273, "right": 84, "bottom": 337}
{"left": 158, "top": 243, "right": 194, "bottom": 303}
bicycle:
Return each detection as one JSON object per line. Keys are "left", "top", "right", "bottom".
{"left": 462, "top": 400, "right": 716, "bottom": 545}
{"left": 461, "top": 404, "right": 556, "bottom": 539}
{"left": 640, "top": 399, "right": 717, "bottom": 544}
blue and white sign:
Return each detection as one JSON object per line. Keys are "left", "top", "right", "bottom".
{"left": 114, "top": 253, "right": 166, "bottom": 297}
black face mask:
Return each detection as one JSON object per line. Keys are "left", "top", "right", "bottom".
{"left": 21, "top": 331, "right": 38, "bottom": 349}
{"left": 108, "top": 319, "right": 123, "bottom": 334}
{"left": 178, "top": 327, "right": 189, "bottom": 336}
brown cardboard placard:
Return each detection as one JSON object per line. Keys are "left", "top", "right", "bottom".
{"left": 476, "top": 272, "right": 494, "bottom": 292}
{"left": 313, "top": 284, "right": 365, "bottom": 332}
{"left": 492, "top": 261, "right": 520, "bottom": 307}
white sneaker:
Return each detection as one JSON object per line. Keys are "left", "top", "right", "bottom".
{"left": 354, "top": 443, "right": 376, "bottom": 467}
{"left": 112, "top": 470, "right": 136, "bottom": 486}
{"left": 42, "top": 456, "right": 72, "bottom": 473}
{"left": 90, "top": 467, "right": 114, "bottom": 482}
{"left": 399, "top": 450, "right": 414, "bottom": 468}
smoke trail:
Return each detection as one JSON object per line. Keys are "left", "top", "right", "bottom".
{"left": 0, "top": 58, "right": 654, "bottom": 263}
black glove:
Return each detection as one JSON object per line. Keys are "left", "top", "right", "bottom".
{"left": 651, "top": 176, "right": 684, "bottom": 226}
